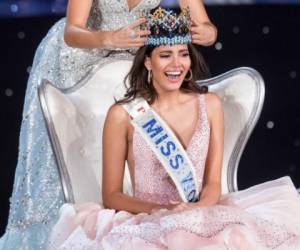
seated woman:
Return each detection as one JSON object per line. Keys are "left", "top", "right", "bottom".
{"left": 49, "top": 7, "right": 300, "bottom": 250}
{"left": 1, "top": 1, "right": 217, "bottom": 249}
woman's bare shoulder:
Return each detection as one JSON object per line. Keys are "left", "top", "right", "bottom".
{"left": 106, "top": 103, "right": 130, "bottom": 125}
{"left": 203, "top": 93, "right": 223, "bottom": 122}
{"left": 204, "top": 92, "right": 222, "bottom": 110}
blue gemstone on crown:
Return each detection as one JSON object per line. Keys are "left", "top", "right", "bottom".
{"left": 140, "top": 7, "right": 192, "bottom": 46}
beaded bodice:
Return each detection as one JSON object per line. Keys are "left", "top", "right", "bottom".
{"left": 133, "top": 95, "right": 211, "bottom": 205}
{"left": 89, "top": 0, "right": 161, "bottom": 31}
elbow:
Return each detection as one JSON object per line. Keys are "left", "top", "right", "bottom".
{"left": 64, "top": 32, "right": 73, "bottom": 47}
{"left": 102, "top": 191, "right": 118, "bottom": 209}
{"left": 102, "top": 194, "right": 112, "bottom": 209}
{"left": 64, "top": 26, "right": 76, "bottom": 47}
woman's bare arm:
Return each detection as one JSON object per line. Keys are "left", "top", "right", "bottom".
{"left": 179, "top": 0, "right": 217, "bottom": 46}
{"left": 64, "top": 0, "right": 107, "bottom": 48}
{"left": 102, "top": 104, "right": 170, "bottom": 214}
{"left": 197, "top": 93, "right": 224, "bottom": 206}
{"left": 64, "top": 0, "right": 149, "bottom": 49}
{"left": 158, "top": 93, "right": 224, "bottom": 212}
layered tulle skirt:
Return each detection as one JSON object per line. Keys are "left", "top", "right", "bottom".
{"left": 48, "top": 176, "right": 300, "bottom": 249}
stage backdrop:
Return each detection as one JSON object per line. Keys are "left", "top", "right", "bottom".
{"left": 1, "top": 0, "right": 300, "bottom": 17}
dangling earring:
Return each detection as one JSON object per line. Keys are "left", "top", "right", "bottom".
{"left": 147, "top": 70, "right": 152, "bottom": 84}
{"left": 184, "top": 69, "right": 193, "bottom": 81}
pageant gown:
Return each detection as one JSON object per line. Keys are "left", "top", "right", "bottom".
{"left": 48, "top": 95, "right": 300, "bottom": 250}
{"left": 0, "top": 1, "right": 161, "bottom": 249}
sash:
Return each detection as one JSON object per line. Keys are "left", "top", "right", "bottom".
{"left": 123, "top": 98, "right": 199, "bottom": 202}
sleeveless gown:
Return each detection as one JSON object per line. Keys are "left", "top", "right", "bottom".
{"left": 48, "top": 95, "right": 300, "bottom": 249}
{"left": 0, "top": 1, "right": 161, "bottom": 249}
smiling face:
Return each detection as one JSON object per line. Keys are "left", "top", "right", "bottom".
{"left": 144, "top": 44, "right": 191, "bottom": 94}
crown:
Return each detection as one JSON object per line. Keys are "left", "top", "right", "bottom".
{"left": 140, "top": 7, "right": 192, "bottom": 46}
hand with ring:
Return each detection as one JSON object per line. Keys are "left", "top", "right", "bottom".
{"left": 107, "top": 18, "right": 151, "bottom": 48}
{"left": 128, "top": 29, "right": 137, "bottom": 39}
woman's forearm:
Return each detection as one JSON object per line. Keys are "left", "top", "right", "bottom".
{"left": 180, "top": 0, "right": 217, "bottom": 46}
{"left": 64, "top": 24, "right": 112, "bottom": 49}
{"left": 200, "top": 22, "right": 218, "bottom": 46}
{"left": 190, "top": 20, "right": 218, "bottom": 47}
{"left": 197, "top": 182, "right": 221, "bottom": 206}
{"left": 103, "top": 192, "right": 169, "bottom": 214}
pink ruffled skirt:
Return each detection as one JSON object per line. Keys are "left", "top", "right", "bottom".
{"left": 48, "top": 177, "right": 300, "bottom": 250}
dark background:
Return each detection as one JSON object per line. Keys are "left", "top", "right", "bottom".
{"left": 1, "top": 0, "right": 300, "bottom": 17}
{"left": 1, "top": 4, "right": 300, "bottom": 236}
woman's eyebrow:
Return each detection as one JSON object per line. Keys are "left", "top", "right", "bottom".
{"left": 159, "top": 49, "right": 189, "bottom": 54}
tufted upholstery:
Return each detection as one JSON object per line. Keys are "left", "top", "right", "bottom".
{"left": 38, "top": 65, "right": 265, "bottom": 203}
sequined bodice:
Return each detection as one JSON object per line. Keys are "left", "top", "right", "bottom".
{"left": 133, "top": 95, "right": 210, "bottom": 205}
{"left": 91, "top": 0, "right": 161, "bottom": 31}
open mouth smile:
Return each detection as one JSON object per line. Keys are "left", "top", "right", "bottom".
{"left": 164, "top": 71, "right": 183, "bottom": 82}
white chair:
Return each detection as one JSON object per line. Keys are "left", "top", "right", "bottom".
{"left": 38, "top": 66, "right": 265, "bottom": 203}
{"left": 196, "top": 67, "right": 265, "bottom": 193}
{"left": 38, "top": 60, "right": 133, "bottom": 204}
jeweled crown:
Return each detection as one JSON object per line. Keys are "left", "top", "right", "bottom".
{"left": 140, "top": 7, "right": 192, "bottom": 46}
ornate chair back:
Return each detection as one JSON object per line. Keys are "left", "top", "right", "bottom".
{"left": 38, "top": 66, "right": 264, "bottom": 203}
{"left": 196, "top": 67, "right": 265, "bottom": 193}
{"left": 38, "top": 60, "right": 133, "bottom": 203}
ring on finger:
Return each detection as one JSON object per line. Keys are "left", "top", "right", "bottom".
{"left": 128, "top": 29, "right": 137, "bottom": 39}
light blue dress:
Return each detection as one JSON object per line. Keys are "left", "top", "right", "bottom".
{"left": 0, "top": 0, "right": 160, "bottom": 249}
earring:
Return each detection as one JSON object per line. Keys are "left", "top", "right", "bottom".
{"left": 184, "top": 69, "right": 193, "bottom": 82}
{"left": 147, "top": 70, "right": 152, "bottom": 84}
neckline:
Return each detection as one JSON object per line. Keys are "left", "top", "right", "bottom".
{"left": 134, "top": 95, "right": 203, "bottom": 151}
{"left": 125, "top": 0, "right": 144, "bottom": 12}
{"left": 174, "top": 95, "right": 202, "bottom": 151}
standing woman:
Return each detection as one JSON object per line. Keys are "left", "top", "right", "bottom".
{"left": 0, "top": 1, "right": 217, "bottom": 249}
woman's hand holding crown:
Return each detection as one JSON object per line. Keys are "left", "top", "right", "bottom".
{"left": 191, "top": 20, "right": 217, "bottom": 46}
{"left": 105, "top": 18, "right": 151, "bottom": 48}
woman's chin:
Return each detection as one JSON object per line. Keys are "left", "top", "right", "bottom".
{"left": 165, "top": 77, "right": 184, "bottom": 87}
{"left": 153, "top": 78, "right": 184, "bottom": 92}
{"left": 164, "top": 84, "right": 182, "bottom": 92}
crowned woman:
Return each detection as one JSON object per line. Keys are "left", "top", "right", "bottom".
{"left": 0, "top": 1, "right": 218, "bottom": 249}
{"left": 47, "top": 6, "right": 300, "bottom": 250}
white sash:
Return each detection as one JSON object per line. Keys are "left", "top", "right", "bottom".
{"left": 123, "top": 98, "right": 199, "bottom": 202}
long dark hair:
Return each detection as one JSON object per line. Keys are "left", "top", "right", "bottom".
{"left": 117, "top": 43, "right": 210, "bottom": 104}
